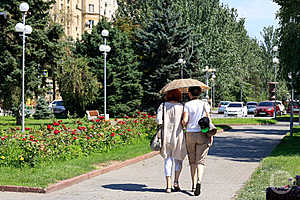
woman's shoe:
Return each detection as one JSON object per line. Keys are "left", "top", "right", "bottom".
{"left": 166, "top": 188, "right": 172, "bottom": 193}
{"left": 194, "top": 183, "right": 201, "bottom": 196}
{"left": 191, "top": 187, "right": 196, "bottom": 192}
{"left": 173, "top": 182, "right": 181, "bottom": 192}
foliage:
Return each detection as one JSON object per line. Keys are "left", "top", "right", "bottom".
{"left": 0, "top": 0, "right": 65, "bottom": 124}
{"left": 32, "top": 96, "right": 53, "bottom": 119}
{"left": 74, "top": 19, "right": 143, "bottom": 117}
{"left": 134, "top": 0, "right": 194, "bottom": 111}
{"left": 273, "top": 0, "right": 300, "bottom": 98}
{"left": 58, "top": 56, "right": 99, "bottom": 117}
{"left": 0, "top": 112, "right": 156, "bottom": 168}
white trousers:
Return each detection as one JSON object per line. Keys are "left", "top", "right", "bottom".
{"left": 164, "top": 155, "right": 183, "bottom": 177}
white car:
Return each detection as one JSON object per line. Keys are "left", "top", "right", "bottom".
{"left": 224, "top": 102, "right": 247, "bottom": 117}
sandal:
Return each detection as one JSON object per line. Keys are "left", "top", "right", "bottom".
{"left": 173, "top": 182, "right": 181, "bottom": 192}
{"left": 166, "top": 188, "right": 172, "bottom": 193}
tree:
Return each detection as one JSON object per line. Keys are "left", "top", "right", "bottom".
{"left": 273, "top": 0, "right": 300, "bottom": 97}
{"left": 74, "top": 19, "right": 143, "bottom": 117}
{"left": 32, "top": 96, "right": 53, "bottom": 119}
{"left": 58, "top": 56, "right": 99, "bottom": 117}
{"left": 134, "top": 0, "right": 194, "bottom": 111}
{"left": 0, "top": 0, "right": 64, "bottom": 124}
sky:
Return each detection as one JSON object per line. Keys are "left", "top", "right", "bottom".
{"left": 219, "top": 0, "right": 280, "bottom": 41}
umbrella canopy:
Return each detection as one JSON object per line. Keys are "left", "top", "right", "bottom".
{"left": 159, "top": 78, "right": 210, "bottom": 94}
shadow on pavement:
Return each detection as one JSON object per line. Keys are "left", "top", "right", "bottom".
{"left": 102, "top": 183, "right": 164, "bottom": 193}
{"left": 102, "top": 183, "right": 195, "bottom": 196}
{"left": 209, "top": 127, "right": 288, "bottom": 162}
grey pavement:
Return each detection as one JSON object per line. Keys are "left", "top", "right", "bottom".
{"left": 0, "top": 122, "right": 289, "bottom": 200}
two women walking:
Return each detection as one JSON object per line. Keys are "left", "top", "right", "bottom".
{"left": 156, "top": 86, "right": 216, "bottom": 196}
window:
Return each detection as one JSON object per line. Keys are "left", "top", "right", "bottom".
{"left": 89, "top": 4, "right": 94, "bottom": 12}
{"left": 88, "top": 20, "right": 94, "bottom": 29}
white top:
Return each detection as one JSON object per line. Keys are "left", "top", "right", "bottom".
{"left": 184, "top": 99, "right": 209, "bottom": 132}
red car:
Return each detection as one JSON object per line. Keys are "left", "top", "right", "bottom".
{"left": 287, "top": 101, "right": 300, "bottom": 114}
{"left": 255, "top": 101, "right": 277, "bottom": 117}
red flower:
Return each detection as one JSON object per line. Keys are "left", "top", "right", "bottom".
{"left": 96, "top": 119, "right": 100, "bottom": 122}
{"left": 54, "top": 129, "right": 60, "bottom": 135}
{"left": 47, "top": 124, "right": 52, "bottom": 130}
{"left": 22, "top": 138, "right": 26, "bottom": 141}
{"left": 137, "top": 111, "right": 141, "bottom": 115}
{"left": 143, "top": 113, "right": 147, "bottom": 117}
{"left": 73, "top": 137, "right": 77, "bottom": 140}
{"left": 25, "top": 127, "right": 30, "bottom": 130}
{"left": 110, "top": 132, "right": 115, "bottom": 137}
{"left": 71, "top": 131, "right": 76, "bottom": 135}
{"left": 87, "top": 136, "right": 90, "bottom": 140}
{"left": 134, "top": 119, "right": 138, "bottom": 123}
{"left": 1, "top": 138, "right": 5, "bottom": 141}
{"left": 99, "top": 116, "right": 105, "bottom": 120}
{"left": 127, "top": 129, "right": 131, "bottom": 132}
{"left": 91, "top": 125, "right": 95, "bottom": 129}
{"left": 16, "top": 127, "right": 20, "bottom": 130}
{"left": 123, "top": 131, "right": 126, "bottom": 133}
{"left": 30, "top": 139, "right": 33, "bottom": 142}
{"left": 58, "top": 120, "right": 62, "bottom": 123}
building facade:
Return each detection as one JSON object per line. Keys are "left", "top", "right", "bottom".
{"left": 50, "top": 0, "right": 118, "bottom": 39}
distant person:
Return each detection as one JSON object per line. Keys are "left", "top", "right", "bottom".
{"left": 182, "top": 86, "right": 215, "bottom": 196}
{"left": 156, "top": 89, "right": 187, "bottom": 193}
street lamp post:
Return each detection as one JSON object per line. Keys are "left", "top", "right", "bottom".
{"left": 273, "top": 46, "right": 279, "bottom": 118}
{"left": 288, "top": 72, "right": 294, "bottom": 136}
{"left": 99, "top": 29, "right": 111, "bottom": 120}
{"left": 202, "top": 66, "right": 216, "bottom": 99}
{"left": 178, "top": 58, "right": 186, "bottom": 79}
{"left": 210, "top": 72, "right": 216, "bottom": 109}
{"left": 15, "top": 2, "right": 32, "bottom": 132}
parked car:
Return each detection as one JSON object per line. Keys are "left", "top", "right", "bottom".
{"left": 246, "top": 102, "right": 258, "bottom": 114}
{"left": 255, "top": 101, "right": 277, "bottom": 117}
{"left": 270, "top": 100, "right": 286, "bottom": 115}
{"left": 224, "top": 102, "right": 247, "bottom": 117}
{"left": 49, "top": 100, "right": 66, "bottom": 114}
{"left": 287, "top": 101, "right": 300, "bottom": 114}
{"left": 218, "top": 101, "right": 231, "bottom": 114}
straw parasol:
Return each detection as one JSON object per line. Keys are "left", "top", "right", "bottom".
{"left": 159, "top": 78, "right": 210, "bottom": 94}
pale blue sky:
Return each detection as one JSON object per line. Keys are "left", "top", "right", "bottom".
{"left": 219, "top": 0, "right": 280, "bottom": 41}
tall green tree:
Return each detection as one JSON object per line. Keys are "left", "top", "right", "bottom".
{"left": 135, "top": 0, "right": 194, "bottom": 111}
{"left": 0, "top": 0, "right": 64, "bottom": 123}
{"left": 273, "top": 0, "right": 300, "bottom": 97}
{"left": 74, "top": 19, "right": 143, "bottom": 117}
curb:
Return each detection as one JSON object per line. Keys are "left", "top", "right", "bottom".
{"left": 0, "top": 151, "right": 159, "bottom": 194}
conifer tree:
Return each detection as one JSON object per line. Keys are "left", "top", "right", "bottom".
{"left": 74, "top": 19, "right": 143, "bottom": 117}
{"left": 32, "top": 97, "right": 53, "bottom": 119}
{"left": 135, "top": 0, "right": 194, "bottom": 111}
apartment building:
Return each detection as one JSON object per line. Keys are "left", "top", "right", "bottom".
{"left": 51, "top": 0, "right": 118, "bottom": 39}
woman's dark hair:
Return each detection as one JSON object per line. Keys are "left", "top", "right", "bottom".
{"left": 165, "top": 89, "right": 182, "bottom": 102}
{"left": 188, "top": 86, "right": 202, "bottom": 97}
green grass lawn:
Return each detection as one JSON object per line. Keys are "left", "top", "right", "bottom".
{"left": 212, "top": 118, "right": 277, "bottom": 125}
{"left": 235, "top": 126, "right": 300, "bottom": 200}
{"left": 0, "top": 138, "right": 151, "bottom": 188}
{"left": 0, "top": 116, "right": 75, "bottom": 131}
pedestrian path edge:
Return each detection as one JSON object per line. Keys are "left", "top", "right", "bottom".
{"left": 0, "top": 151, "right": 159, "bottom": 194}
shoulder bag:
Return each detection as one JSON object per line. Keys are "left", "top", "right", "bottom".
{"left": 150, "top": 102, "right": 165, "bottom": 151}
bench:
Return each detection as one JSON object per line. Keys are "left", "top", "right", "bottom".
{"left": 86, "top": 110, "right": 99, "bottom": 120}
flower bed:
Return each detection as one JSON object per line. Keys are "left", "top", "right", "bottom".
{"left": 0, "top": 112, "right": 156, "bottom": 168}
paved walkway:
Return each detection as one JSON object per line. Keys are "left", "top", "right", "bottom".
{"left": 0, "top": 122, "right": 289, "bottom": 200}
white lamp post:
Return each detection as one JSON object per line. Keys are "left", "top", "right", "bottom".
{"left": 99, "top": 29, "right": 111, "bottom": 120}
{"left": 288, "top": 72, "right": 294, "bottom": 136}
{"left": 15, "top": 2, "right": 32, "bottom": 132}
{"left": 211, "top": 72, "right": 216, "bottom": 108}
{"left": 202, "top": 66, "right": 216, "bottom": 99}
{"left": 178, "top": 58, "right": 186, "bottom": 79}
{"left": 273, "top": 46, "right": 279, "bottom": 118}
